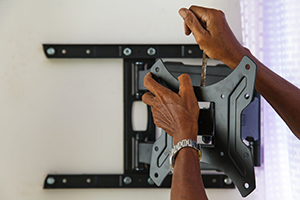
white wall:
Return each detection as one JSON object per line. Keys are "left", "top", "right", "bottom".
{"left": 0, "top": 0, "right": 256, "bottom": 199}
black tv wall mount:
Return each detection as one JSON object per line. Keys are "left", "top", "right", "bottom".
{"left": 42, "top": 44, "right": 260, "bottom": 197}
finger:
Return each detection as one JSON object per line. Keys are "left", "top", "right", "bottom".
{"left": 189, "top": 5, "right": 210, "bottom": 28}
{"left": 142, "top": 92, "right": 155, "bottom": 106}
{"left": 179, "top": 8, "right": 206, "bottom": 41}
{"left": 179, "top": 8, "right": 193, "bottom": 36}
{"left": 178, "top": 73, "right": 194, "bottom": 97}
{"left": 144, "top": 72, "right": 175, "bottom": 97}
{"left": 151, "top": 107, "right": 173, "bottom": 135}
{"left": 190, "top": 5, "right": 224, "bottom": 26}
{"left": 184, "top": 21, "right": 192, "bottom": 35}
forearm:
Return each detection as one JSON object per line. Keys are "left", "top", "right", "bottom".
{"left": 171, "top": 148, "right": 208, "bottom": 200}
{"left": 245, "top": 52, "right": 300, "bottom": 139}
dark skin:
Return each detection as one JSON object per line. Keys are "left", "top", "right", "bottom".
{"left": 143, "top": 5, "right": 300, "bottom": 200}
{"left": 143, "top": 73, "right": 206, "bottom": 200}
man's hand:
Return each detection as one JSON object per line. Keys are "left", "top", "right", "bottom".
{"left": 142, "top": 73, "right": 199, "bottom": 145}
{"left": 179, "top": 5, "right": 247, "bottom": 69}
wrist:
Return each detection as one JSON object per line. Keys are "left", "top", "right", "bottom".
{"left": 173, "top": 135, "right": 197, "bottom": 145}
{"left": 222, "top": 46, "right": 250, "bottom": 70}
{"left": 170, "top": 139, "right": 202, "bottom": 172}
{"left": 173, "top": 128, "right": 198, "bottom": 145}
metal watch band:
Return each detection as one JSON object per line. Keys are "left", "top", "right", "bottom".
{"left": 169, "top": 139, "right": 202, "bottom": 173}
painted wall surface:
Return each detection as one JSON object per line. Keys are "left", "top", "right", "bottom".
{"left": 0, "top": 0, "right": 255, "bottom": 200}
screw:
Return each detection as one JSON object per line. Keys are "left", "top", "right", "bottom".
{"left": 221, "top": 94, "right": 225, "bottom": 99}
{"left": 147, "top": 177, "right": 154, "bottom": 185}
{"left": 224, "top": 177, "right": 232, "bottom": 185}
{"left": 46, "top": 48, "right": 55, "bottom": 56}
{"left": 86, "top": 178, "right": 91, "bottom": 183}
{"left": 46, "top": 177, "right": 55, "bottom": 185}
{"left": 147, "top": 47, "right": 156, "bottom": 56}
{"left": 220, "top": 151, "right": 224, "bottom": 157}
{"left": 244, "top": 93, "right": 250, "bottom": 99}
{"left": 123, "top": 176, "right": 132, "bottom": 185}
{"left": 123, "top": 48, "right": 132, "bottom": 56}
{"left": 244, "top": 182, "right": 250, "bottom": 189}
{"left": 154, "top": 146, "right": 159, "bottom": 151}
{"left": 243, "top": 152, "right": 250, "bottom": 159}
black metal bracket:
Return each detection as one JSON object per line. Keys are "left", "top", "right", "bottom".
{"left": 147, "top": 57, "right": 258, "bottom": 197}
{"left": 42, "top": 44, "right": 260, "bottom": 196}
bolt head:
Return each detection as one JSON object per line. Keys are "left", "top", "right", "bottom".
{"left": 46, "top": 177, "right": 55, "bottom": 185}
{"left": 123, "top": 176, "right": 132, "bottom": 184}
{"left": 123, "top": 48, "right": 132, "bottom": 56}
{"left": 147, "top": 47, "right": 156, "bottom": 56}
{"left": 224, "top": 177, "right": 232, "bottom": 185}
{"left": 244, "top": 93, "right": 250, "bottom": 99}
{"left": 46, "top": 48, "right": 55, "bottom": 56}
{"left": 147, "top": 177, "right": 154, "bottom": 185}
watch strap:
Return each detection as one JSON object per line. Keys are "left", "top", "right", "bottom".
{"left": 169, "top": 139, "right": 202, "bottom": 172}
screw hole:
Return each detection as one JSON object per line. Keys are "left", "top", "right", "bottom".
{"left": 221, "top": 94, "right": 225, "bottom": 99}
{"left": 243, "top": 152, "right": 250, "bottom": 159}
{"left": 245, "top": 64, "right": 250, "bottom": 70}
{"left": 154, "top": 173, "right": 159, "bottom": 178}
{"left": 244, "top": 182, "right": 250, "bottom": 189}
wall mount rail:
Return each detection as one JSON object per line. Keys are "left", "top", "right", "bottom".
{"left": 42, "top": 44, "right": 260, "bottom": 193}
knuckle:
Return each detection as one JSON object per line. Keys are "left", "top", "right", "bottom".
{"left": 218, "top": 10, "right": 225, "bottom": 17}
{"left": 215, "top": 9, "right": 225, "bottom": 19}
{"left": 195, "top": 36, "right": 204, "bottom": 45}
{"left": 189, "top": 5, "right": 198, "bottom": 10}
{"left": 180, "top": 73, "right": 189, "bottom": 80}
{"left": 210, "top": 9, "right": 225, "bottom": 19}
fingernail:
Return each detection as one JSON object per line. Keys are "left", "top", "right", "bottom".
{"left": 179, "top": 8, "right": 187, "bottom": 19}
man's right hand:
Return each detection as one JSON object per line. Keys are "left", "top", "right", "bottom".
{"left": 179, "top": 5, "right": 248, "bottom": 69}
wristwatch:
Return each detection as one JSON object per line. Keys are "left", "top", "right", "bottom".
{"left": 169, "top": 139, "right": 202, "bottom": 173}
